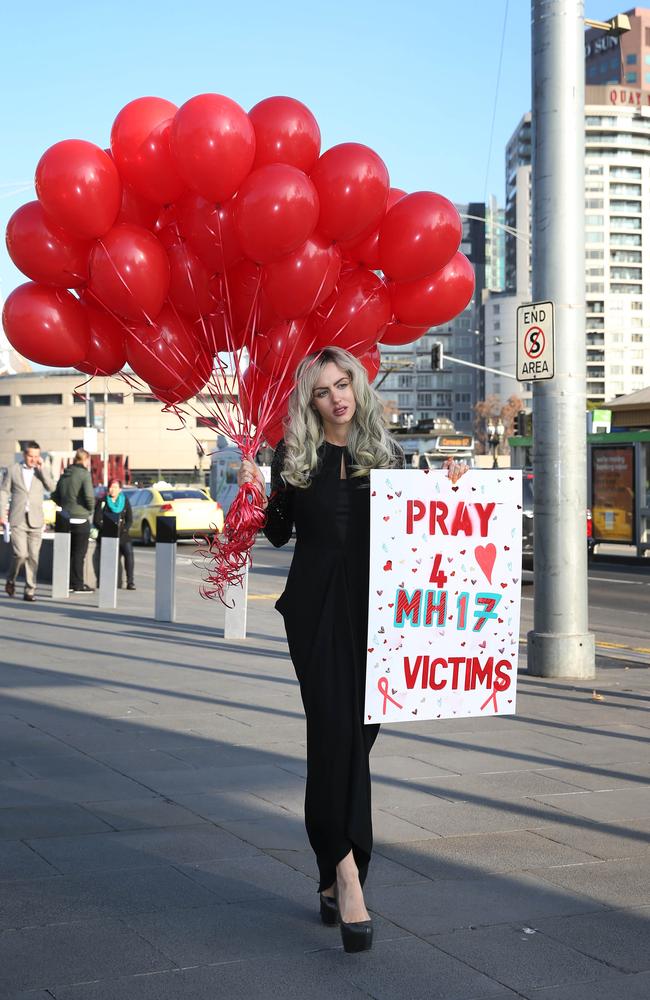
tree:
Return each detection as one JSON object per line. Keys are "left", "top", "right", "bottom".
{"left": 474, "top": 393, "right": 523, "bottom": 456}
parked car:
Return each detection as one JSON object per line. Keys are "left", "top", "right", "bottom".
{"left": 522, "top": 470, "right": 594, "bottom": 566}
{"left": 127, "top": 485, "right": 224, "bottom": 544}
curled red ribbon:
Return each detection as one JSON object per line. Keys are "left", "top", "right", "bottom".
{"left": 378, "top": 675, "right": 403, "bottom": 715}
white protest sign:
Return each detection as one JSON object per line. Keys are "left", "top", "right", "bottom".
{"left": 365, "top": 469, "right": 522, "bottom": 725}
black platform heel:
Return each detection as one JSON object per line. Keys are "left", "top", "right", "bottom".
{"left": 340, "top": 918, "right": 373, "bottom": 953}
{"left": 320, "top": 893, "right": 339, "bottom": 926}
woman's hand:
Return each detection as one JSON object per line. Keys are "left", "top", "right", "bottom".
{"left": 443, "top": 457, "right": 470, "bottom": 484}
{"left": 238, "top": 459, "right": 268, "bottom": 505}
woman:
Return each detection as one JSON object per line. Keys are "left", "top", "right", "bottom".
{"left": 239, "top": 347, "right": 468, "bottom": 952}
{"left": 93, "top": 479, "right": 135, "bottom": 590}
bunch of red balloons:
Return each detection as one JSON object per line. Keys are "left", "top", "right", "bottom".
{"left": 3, "top": 93, "right": 474, "bottom": 448}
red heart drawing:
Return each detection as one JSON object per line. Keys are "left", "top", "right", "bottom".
{"left": 504, "top": 545, "right": 510, "bottom": 551}
{"left": 479, "top": 640, "right": 487, "bottom": 649}
{"left": 368, "top": 647, "right": 374, "bottom": 652}
{"left": 383, "top": 516, "right": 390, "bottom": 522}
{"left": 474, "top": 543, "right": 497, "bottom": 583}
{"left": 388, "top": 603, "right": 394, "bottom": 608}
{"left": 383, "top": 560, "right": 392, "bottom": 571}
{"left": 500, "top": 582, "right": 508, "bottom": 589}
{"left": 460, "top": 549, "right": 466, "bottom": 555}
{"left": 387, "top": 494, "right": 393, "bottom": 500}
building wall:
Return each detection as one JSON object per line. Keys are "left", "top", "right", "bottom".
{"left": 487, "top": 90, "right": 650, "bottom": 407}
{"left": 0, "top": 371, "right": 235, "bottom": 480}
{"left": 585, "top": 8, "right": 650, "bottom": 89}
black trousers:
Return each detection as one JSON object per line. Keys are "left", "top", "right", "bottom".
{"left": 93, "top": 538, "right": 135, "bottom": 587}
{"left": 69, "top": 521, "right": 91, "bottom": 590}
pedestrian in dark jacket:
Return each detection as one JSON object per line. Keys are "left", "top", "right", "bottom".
{"left": 93, "top": 480, "right": 135, "bottom": 589}
{"left": 51, "top": 449, "right": 95, "bottom": 593}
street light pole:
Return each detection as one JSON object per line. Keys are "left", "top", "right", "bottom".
{"left": 527, "top": 0, "right": 595, "bottom": 678}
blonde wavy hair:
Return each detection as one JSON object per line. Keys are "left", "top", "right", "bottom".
{"left": 281, "top": 347, "right": 396, "bottom": 488}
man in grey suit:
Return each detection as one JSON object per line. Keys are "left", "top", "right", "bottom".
{"left": 0, "top": 441, "right": 55, "bottom": 602}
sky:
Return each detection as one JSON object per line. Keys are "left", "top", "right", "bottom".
{"left": 0, "top": 0, "right": 621, "bottom": 300}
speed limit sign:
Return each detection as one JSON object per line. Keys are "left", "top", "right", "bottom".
{"left": 517, "top": 301, "right": 554, "bottom": 381}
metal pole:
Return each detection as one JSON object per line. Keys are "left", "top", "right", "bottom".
{"left": 154, "top": 515, "right": 176, "bottom": 622}
{"left": 224, "top": 564, "right": 249, "bottom": 640}
{"left": 98, "top": 514, "right": 120, "bottom": 610}
{"left": 52, "top": 512, "right": 71, "bottom": 601}
{"left": 527, "top": 0, "right": 595, "bottom": 678}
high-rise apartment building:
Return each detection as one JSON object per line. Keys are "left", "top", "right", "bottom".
{"left": 484, "top": 74, "right": 650, "bottom": 404}
{"left": 585, "top": 6, "right": 650, "bottom": 89}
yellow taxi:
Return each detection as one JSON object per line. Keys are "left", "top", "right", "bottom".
{"left": 126, "top": 483, "right": 224, "bottom": 545}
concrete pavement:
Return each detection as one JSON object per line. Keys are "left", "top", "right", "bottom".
{"left": 0, "top": 538, "right": 649, "bottom": 999}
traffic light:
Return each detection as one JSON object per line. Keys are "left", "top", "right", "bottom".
{"left": 431, "top": 341, "right": 444, "bottom": 371}
{"left": 515, "top": 411, "right": 528, "bottom": 436}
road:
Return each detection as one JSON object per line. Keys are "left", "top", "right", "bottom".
{"left": 131, "top": 540, "right": 650, "bottom": 666}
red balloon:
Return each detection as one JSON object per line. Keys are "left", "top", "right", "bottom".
{"left": 380, "top": 321, "right": 430, "bottom": 346}
{"left": 89, "top": 223, "right": 170, "bottom": 322}
{"left": 116, "top": 185, "right": 159, "bottom": 229}
{"left": 197, "top": 311, "right": 228, "bottom": 355}
{"left": 222, "top": 259, "right": 278, "bottom": 345}
{"left": 379, "top": 191, "right": 462, "bottom": 282}
{"left": 2, "top": 283, "right": 89, "bottom": 366}
{"left": 241, "top": 364, "right": 293, "bottom": 427}
{"left": 262, "top": 233, "right": 340, "bottom": 318}
{"left": 311, "top": 143, "right": 389, "bottom": 242}
{"left": 128, "top": 304, "right": 205, "bottom": 389}
{"left": 264, "top": 414, "right": 286, "bottom": 449}
{"left": 35, "top": 140, "right": 121, "bottom": 239}
{"left": 111, "top": 97, "right": 186, "bottom": 204}
{"left": 252, "top": 318, "right": 316, "bottom": 379}
{"left": 314, "top": 268, "right": 391, "bottom": 355}
{"left": 167, "top": 241, "right": 218, "bottom": 319}
{"left": 391, "top": 252, "right": 475, "bottom": 327}
{"left": 249, "top": 96, "right": 321, "bottom": 173}
{"left": 359, "top": 344, "right": 381, "bottom": 383}
{"left": 339, "top": 187, "right": 407, "bottom": 270}
{"left": 150, "top": 346, "right": 213, "bottom": 405}
{"left": 76, "top": 301, "right": 127, "bottom": 376}
{"left": 176, "top": 193, "right": 242, "bottom": 273}
{"left": 234, "top": 164, "right": 319, "bottom": 264}
{"left": 171, "top": 93, "right": 256, "bottom": 202}
{"left": 6, "top": 201, "right": 92, "bottom": 287}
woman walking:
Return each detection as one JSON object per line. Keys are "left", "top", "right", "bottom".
{"left": 93, "top": 479, "right": 136, "bottom": 590}
{"left": 239, "top": 347, "right": 467, "bottom": 952}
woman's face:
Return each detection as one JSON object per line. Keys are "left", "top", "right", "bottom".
{"left": 108, "top": 482, "right": 121, "bottom": 498}
{"left": 311, "top": 362, "right": 357, "bottom": 432}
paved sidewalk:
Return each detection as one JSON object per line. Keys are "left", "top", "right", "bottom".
{"left": 0, "top": 539, "right": 649, "bottom": 999}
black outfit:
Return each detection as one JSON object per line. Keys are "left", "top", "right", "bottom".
{"left": 264, "top": 439, "right": 404, "bottom": 893}
{"left": 51, "top": 463, "right": 95, "bottom": 591}
{"left": 93, "top": 497, "right": 134, "bottom": 587}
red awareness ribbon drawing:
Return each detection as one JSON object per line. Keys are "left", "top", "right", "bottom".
{"left": 480, "top": 688, "right": 499, "bottom": 713}
{"left": 378, "top": 676, "right": 403, "bottom": 715}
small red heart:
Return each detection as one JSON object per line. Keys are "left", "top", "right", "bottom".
{"left": 498, "top": 618, "right": 503, "bottom": 623}
{"left": 500, "top": 582, "right": 507, "bottom": 589}
{"left": 411, "top": 568, "right": 417, "bottom": 573}
{"left": 383, "top": 560, "right": 392, "bottom": 571}
{"left": 411, "top": 547, "right": 417, "bottom": 552}
{"left": 383, "top": 515, "right": 390, "bottom": 522}
{"left": 460, "top": 550, "right": 466, "bottom": 555}
{"left": 387, "top": 494, "right": 394, "bottom": 500}
{"left": 368, "top": 647, "right": 374, "bottom": 653}
{"left": 479, "top": 641, "right": 487, "bottom": 649}
{"left": 423, "top": 469, "right": 430, "bottom": 474}
{"left": 371, "top": 491, "right": 376, "bottom": 497}
{"left": 504, "top": 545, "right": 510, "bottom": 551}
{"left": 368, "top": 715, "right": 372, "bottom": 720}
{"left": 388, "top": 603, "right": 394, "bottom": 608}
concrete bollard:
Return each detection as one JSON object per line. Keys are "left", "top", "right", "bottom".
{"left": 224, "top": 564, "right": 249, "bottom": 639}
{"left": 98, "top": 514, "right": 120, "bottom": 610}
{"left": 155, "top": 515, "right": 176, "bottom": 622}
{"left": 52, "top": 512, "right": 71, "bottom": 600}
